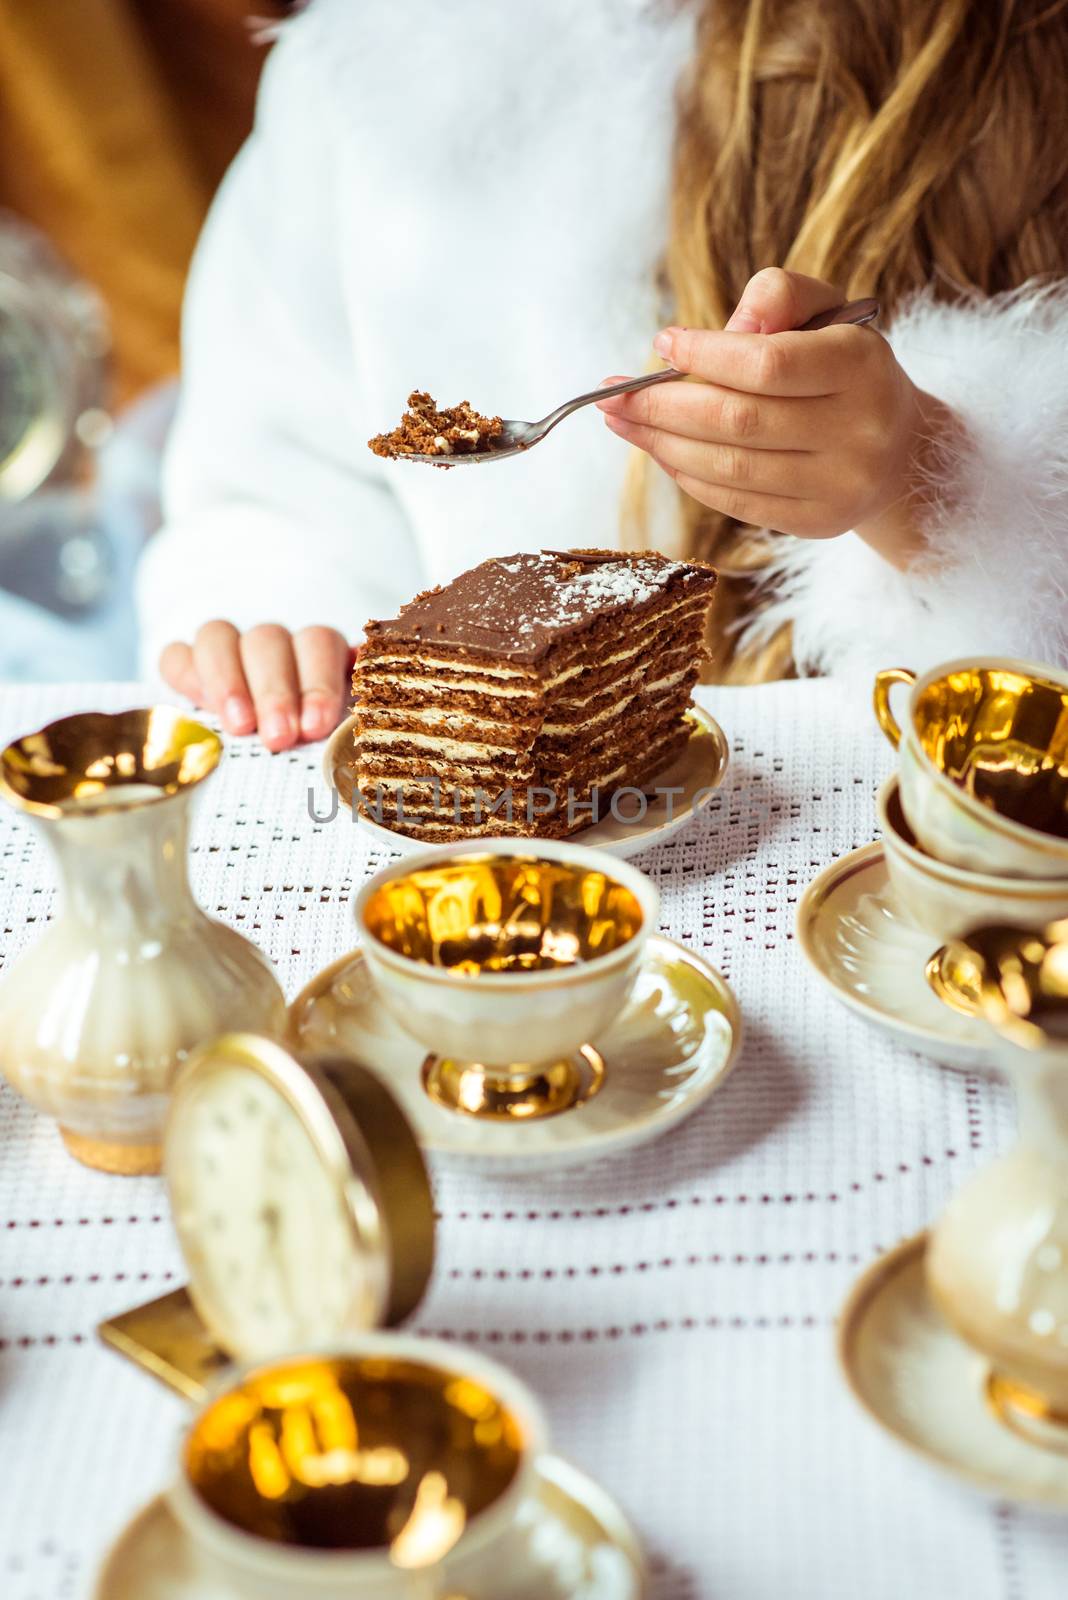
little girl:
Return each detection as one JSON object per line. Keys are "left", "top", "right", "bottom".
{"left": 143, "top": 0, "right": 1068, "bottom": 748}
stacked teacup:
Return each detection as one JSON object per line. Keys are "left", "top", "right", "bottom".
{"left": 832, "top": 660, "right": 1068, "bottom": 1492}
{"left": 873, "top": 658, "right": 1068, "bottom": 941}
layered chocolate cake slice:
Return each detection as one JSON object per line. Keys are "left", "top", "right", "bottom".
{"left": 351, "top": 549, "right": 718, "bottom": 840}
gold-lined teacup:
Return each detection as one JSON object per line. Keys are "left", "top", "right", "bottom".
{"left": 878, "top": 778, "right": 1068, "bottom": 940}
{"left": 926, "top": 920, "right": 1068, "bottom": 1446}
{"left": 168, "top": 1335, "right": 546, "bottom": 1600}
{"left": 873, "top": 658, "right": 1068, "bottom": 880}
{"left": 354, "top": 839, "right": 658, "bottom": 1119}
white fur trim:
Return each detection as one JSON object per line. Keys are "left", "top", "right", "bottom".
{"left": 750, "top": 285, "right": 1068, "bottom": 680}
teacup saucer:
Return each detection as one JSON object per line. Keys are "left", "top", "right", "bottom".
{"left": 839, "top": 1233, "right": 1068, "bottom": 1506}
{"left": 796, "top": 843, "right": 994, "bottom": 1069}
{"left": 289, "top": 935, "right": 740, "bottom": 1169}
{"left": 323, "top": 704, "right": 729, "bottom": 860}
{"left": 94, "top": 1453, "right": 645, "bottom": 1600}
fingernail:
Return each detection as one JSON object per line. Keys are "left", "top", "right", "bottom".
{"left": 301, "top": 702, "right": 334, "bottom": 740}
{"left": 653, "top": 329, "right": 677, "bottom": 358}
{"left": 262, "top": 711, "right": 295, "bottom": 748}
{"left": 223, "top": 695, "right": 253, "bottom": 732}
{"left": 725, "top": 309, "right": 761, "bottom": 332}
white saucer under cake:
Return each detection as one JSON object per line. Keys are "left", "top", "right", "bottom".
{"left": 796, "top": 843, "right": 994, "bottom": 1069}
{"left": 289, "top": 934, "right": 740, "bottom": 1169}
{"left": 839, "top": 1234, "right": 1068, "bottom": 1507}
{"left": 94, "top": 1454, "right": 646, "bottom": 1600}
{"left": 324, "top": 704, "right": 729, "bottom": 860}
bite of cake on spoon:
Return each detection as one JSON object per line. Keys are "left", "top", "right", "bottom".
{"left": 368, "top": 391, "right": 504, "bottom": 462}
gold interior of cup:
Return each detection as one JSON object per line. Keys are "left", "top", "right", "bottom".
{"left": 184, "top": 1355, "right": 524, "bottom": 1561}
{"left": 913, "top": 666, "right": 1068, "bottom": 839}
{"left": 943, "top": 919, "right": 1068, "bottom": 1045}
{"left": 361, "top": 855, "right": 644, "bottom": 974}
{"left": 0, "top": 706, "right": 221, "bottom": 816}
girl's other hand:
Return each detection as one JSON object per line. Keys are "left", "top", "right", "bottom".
{"left": 597, "top": 267, "right": 952, "bottom": 568}
{"left": 159, "top": 623, "right": 352, "bottom": 750}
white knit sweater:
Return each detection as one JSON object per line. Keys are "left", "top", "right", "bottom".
{"left": 137, "top": 0, "right": 1068, "bottom": 681}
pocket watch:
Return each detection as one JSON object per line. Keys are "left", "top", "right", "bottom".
{"left": 101, "top": 1035, "right": 436, "bottom": 1382}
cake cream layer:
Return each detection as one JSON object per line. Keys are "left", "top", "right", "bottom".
{"left": 354, "top": 610, "right": 706, "bottom": 744}
{"left": 355, "top": 620, "right": 703, "bottom": 715}
{"left": 356, "top": 724, "right": 691, "bottom": 818}
{"left": 360, "top": 677, "right": 695, "bottom": 761}
{"left": 539, "top": 665, "right": 692, "bottom": 739}
{"left": 359, "top": 723, "right": 694, "bottom": 840}
{"left": 353, "top": 645, "right": 697, "bottom": 749}
{"left": 354, "top": 662, "right": 697, "bottom": 761}
{"left": 354, "top": 671, "right": 702, "bottom": 788}
{"left": 356, "top": 695, "right": 694, "bottom": 806}
{"left": 537, "top": 693, "right": 695, "bottom": 779}
{"left": 355, "top": 732, "right": 529, "bottom": 765}
{"left": 355, "top": 712, "right": 536, "bottom": 751}
{"left": 354, "top": 643, "right": 703, "bottom": 736}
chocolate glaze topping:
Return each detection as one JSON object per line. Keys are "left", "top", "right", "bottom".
{"left": 363, "top": 549, "right": 718, "bottom": 664}
{"left": 362, "top": 550, "right": 722, "bottom": 662}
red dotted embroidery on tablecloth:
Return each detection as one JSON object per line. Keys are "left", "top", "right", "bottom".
{"left": 412, "top": 1315, "right": 834, "bottom": 1345}
{"left": 0, "top": 1258, "right": 855, "bottom": 1290}
{"left": 442, "top": 1154, "right": 957, "bottom": 1222}
{"left": 0, "top": 1270, "right": 176, "bottom": 1289}
{"left": 965, "top": 1073, "right": 984, "bottom": 1151}
{"left": 645, "top": 1554, "right": 701, "bottom": 1600}
{"left": 0, "top": 1334, "right": 88, "bottom": 1350}
{"left": 0, "top": 1315, "right": 835, "bottom": 1352}
{"left": 993, "top": 1504, "right": 1023, "bottom": 1600}
{"left": 447, "top": 1250, "right": 864, "bottom": 1283}
{"left": 2, "top": 1215, "right": 166, "bottom": 1230}
{"left": 0, "top": 1156, "right": 957, "bottom": 1231}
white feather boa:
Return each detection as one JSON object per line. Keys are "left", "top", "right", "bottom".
{"left": 749, "top": 285, "right": 1068, "bottom": 679}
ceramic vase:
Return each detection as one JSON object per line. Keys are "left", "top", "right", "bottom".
{"left": 0, "top": 707, "right": 287, "bottom": 1173}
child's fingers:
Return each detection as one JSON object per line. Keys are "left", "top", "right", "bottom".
{"left": 723, "top": 266, "right": 841, "bottom": 335}
{"left": 158, "top": 642, "right": 202, "bottom": 704}
{"left": 239, "top": 624, "right": 302, "bottom": 751}
{"left": 192, "top": 620, "right": 255, "bottom": 734}
{"left": 603, "top": 412, "right": 811, "bottom": 498}
{"left": 597, "top": 380, "right": 830, "bottom": 450}
{"left": 293, "top": 626, "right": 350, "bottom": 741}
{"left": 668, "top": 467, "right": 832, "bottom": 540}
{"left": 653, "top": 322, "right": 875, "bottom": 397}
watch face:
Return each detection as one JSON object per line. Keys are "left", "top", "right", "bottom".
{"left": 166, "top": 1058, "right": 384, "bottom": 1360}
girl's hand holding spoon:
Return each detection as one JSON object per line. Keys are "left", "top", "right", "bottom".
{"left": 597, "top": 267, "right": 955, "bottom": 568}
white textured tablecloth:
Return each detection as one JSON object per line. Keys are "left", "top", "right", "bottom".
{"left": 1, "top": 679, "right": 1065, "bottom": 1600}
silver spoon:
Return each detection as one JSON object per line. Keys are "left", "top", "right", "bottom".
{"left": 398, "top": 298, "right": 880, "bottom": 467}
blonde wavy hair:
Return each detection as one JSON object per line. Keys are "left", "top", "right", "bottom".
{"left": 641, "top": 0, "right": 1068, "bottom": 681}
